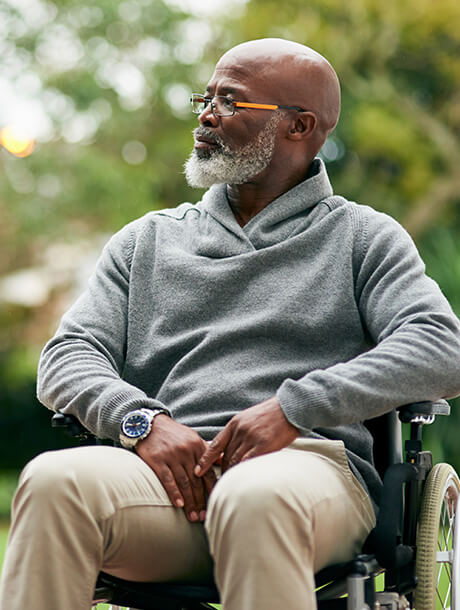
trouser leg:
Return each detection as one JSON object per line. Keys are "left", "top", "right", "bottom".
{"left": 0, "top": 445, "right": 212, "bottom": 610}
{"left": 206, "top": 438, "right": 376, "bottom": 610}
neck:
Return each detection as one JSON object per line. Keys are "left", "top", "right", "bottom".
{"left": 226, "top": 165, "right": 311, "bottom": 227}
{"left": 226, "top": 184, "right": 281, "bottom": 227}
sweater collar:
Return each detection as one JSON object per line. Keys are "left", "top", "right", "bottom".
{"left": 197, "top": 158, "right": 333, "bottom": 251}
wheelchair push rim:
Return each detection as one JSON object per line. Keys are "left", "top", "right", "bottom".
{"left": 415, "top": 463, "right": 460, "bottom": 610}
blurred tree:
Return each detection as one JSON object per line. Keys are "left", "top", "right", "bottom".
{"left": 0, "top": 0, "right": 219, "bottom": 465}
{"left": 212, "top": 0, "right": 460, "bottom": 237}
{"left": 0, "top": 0, "right": 212, "bottom": 274}
{"left": 1, "top": 0, "right": 459, "bottom": 470}
{"left": 2, "top": 0, "right": 460, "bottom": 266}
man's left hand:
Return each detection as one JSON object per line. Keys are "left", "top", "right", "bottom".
{"left": 194, "top": 396, "right": 299, "bottom": 476}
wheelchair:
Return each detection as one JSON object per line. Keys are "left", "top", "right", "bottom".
{"left": 52, "top": 399, "right": 460, "bottom": 610}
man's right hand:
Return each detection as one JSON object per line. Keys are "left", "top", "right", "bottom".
{"left": 135, "top": 414, "right": 217, "bottom": 522}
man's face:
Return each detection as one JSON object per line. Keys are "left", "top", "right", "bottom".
{"left": 184, "top": 113, "right": 283, "bottom": 188}
{"left": 184, "top": 63, "right": 285, "bottom": 188}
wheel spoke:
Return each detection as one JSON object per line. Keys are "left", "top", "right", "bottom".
{"left": 436, "top": 584, "right": 445, "bottom": 607}
{"left": 440, "top": 504, "right": 452, "bottom": 550}
{"left": 445, "top": 579, "right": 452, "bottom": 607}
{"left": 415, "top": 465, "right": 460, "bottom": 610}
{"left": 437, "top": 560, "right": 452, "bottom": 607}
{"left": 436, "top": 562, "right": 451, "bottom": 608}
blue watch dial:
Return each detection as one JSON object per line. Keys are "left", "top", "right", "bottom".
{"left": 121, "top": 413, "right": 149, "bottom": 438}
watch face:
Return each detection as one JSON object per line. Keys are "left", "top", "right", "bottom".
{"left": 121, "top": 412, "right": 150, "bottom": 438}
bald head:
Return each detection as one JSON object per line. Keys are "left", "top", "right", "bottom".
{"left": 218, "top": 39, "right": 341, "bottom": 142}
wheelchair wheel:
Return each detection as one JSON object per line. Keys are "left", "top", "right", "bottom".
{"left": 415, "top": 463, "right": 460, "bottom": 610}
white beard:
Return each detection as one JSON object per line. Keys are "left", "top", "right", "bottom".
{"left": 184, "top": 112, "right": 284, "bottom": 188}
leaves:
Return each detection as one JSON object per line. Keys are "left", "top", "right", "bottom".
{"left": 1, "top": 0, "right": 460, "bottom": 469}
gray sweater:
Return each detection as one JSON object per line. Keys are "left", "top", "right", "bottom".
{"left": 38, "top": 159, "right": 460, "bottom": 506}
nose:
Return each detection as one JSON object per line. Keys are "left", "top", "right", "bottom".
{"left": 198, "top": 100, "right": 219, "bottom": 128}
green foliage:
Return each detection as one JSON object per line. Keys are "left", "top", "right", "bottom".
{"left": 0, "top": 355, "right": 77, "bottom": 473}
{"left": 1, "top": 0, "right": 460, "bottom": 477}
{"left": 220, "top": 0, "right": 460, "bottom": 234}
{"left": 0, "top": 523, "right": 9, "bottom": 566}
{"left": 0, "top": 474, "right": 18, "bottom": 522}
{"left": 418, "top": 228, "right": 460, "bottom": 473}
{"left": 420, "top": 226, "right": 460, "bottom": 317}
{"left": 0, "top": 0, "right": 205, "bottom": 274}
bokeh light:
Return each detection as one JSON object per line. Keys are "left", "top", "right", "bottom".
{"left": 122, "top": 140, "right": 147, "bottom": 164}
{"left": 0, "top": 125, "right": 35, "bottom": 158}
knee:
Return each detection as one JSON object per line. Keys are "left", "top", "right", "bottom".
{"left": 18, "top": 451, "right": 73, "bottom": 501}
{"left": 206, "top": 460, "right": 289, "bottom": 534}
{"left": 14, "top": 449, "right": 102, "bottom": 517}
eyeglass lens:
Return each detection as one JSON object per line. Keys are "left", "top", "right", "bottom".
{"left": 191, "top": 96, "right": 234, "bottom": 116}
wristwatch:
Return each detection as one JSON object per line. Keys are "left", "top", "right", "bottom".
{"left": 119, "top": 407, "right": 168, "bottom": 449}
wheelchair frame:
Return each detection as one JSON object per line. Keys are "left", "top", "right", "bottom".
{"left": 51, "top": 400, "right": 459, "bottom": 610}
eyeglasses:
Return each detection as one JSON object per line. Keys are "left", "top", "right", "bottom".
{"left": 190, "top": 93, "right": 305, "bottom": 117}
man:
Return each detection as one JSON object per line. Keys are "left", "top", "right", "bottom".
{"left": 1, "top": 38, "right": 460, "bottom": 610}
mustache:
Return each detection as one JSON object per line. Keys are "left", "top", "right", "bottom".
{"left": 193, "top": 127, "right": 225, "bottom": 148}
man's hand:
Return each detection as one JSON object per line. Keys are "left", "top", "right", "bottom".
{"left": 195, "top": 397, "right": 299, "bottom": 476}
{"left": 135, "top": 415, "right": 217, "bottom": 522}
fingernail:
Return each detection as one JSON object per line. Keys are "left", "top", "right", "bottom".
{"left": 189, "top": 511, "right": 198, "bottom": 522}
{"left": 199, "top": 510, "right": 206, "bottom": 522}
{"left": 176, "top": 498, "right": 184, "bottom": 508}
{"left": 194, "top": 465, "right": 201, "bottom": 476}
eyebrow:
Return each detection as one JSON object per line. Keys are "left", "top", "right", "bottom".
{"left": 205, "top": 85, "right": 246, "bottom": 98}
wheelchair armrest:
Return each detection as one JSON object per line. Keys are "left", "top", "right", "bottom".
{"left": 397, "top": 399, "right": 450, "bottom": 423}
{"left": 51, "top": 412, "right": 97, "bottom": 442}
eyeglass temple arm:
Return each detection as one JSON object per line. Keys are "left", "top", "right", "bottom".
{"left": 191, "top": 95, "right": 305, "bottom": 113}
{"left": 234, "top": 102, "right": 305, "bottom": 112}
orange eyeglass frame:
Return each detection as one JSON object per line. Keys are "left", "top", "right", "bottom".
{"left": 190, "top": 94, "right": 305, "bottom": 115}
{"left": 234, "top": 101, "right": 300, "bottom": 111}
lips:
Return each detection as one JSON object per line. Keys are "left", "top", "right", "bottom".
{"left": 195, "top": 135, "right": 218, "bottom": 150}
{"left": 196, "top": 135, "right": 217, "bottom": 145}
{"left": 193, "top": 129, "right": 220, "bottom": 150}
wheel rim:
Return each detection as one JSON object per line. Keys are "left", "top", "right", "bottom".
{"left": 415, "top": 464, "right": 460, "bottom": 610}
{"left": 436, "top": 474, "right": 459, "bottom": 609}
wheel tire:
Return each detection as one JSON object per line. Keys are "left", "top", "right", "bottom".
{"left": 415, "top": 463, "right": 460, "bottom": 610}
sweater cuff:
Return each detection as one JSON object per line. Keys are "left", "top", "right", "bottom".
{"left": 277, "top": 377, "right": 330, "bottom": 432}
{"left": 100, "top": 390, "right": 171, "bottom": 441}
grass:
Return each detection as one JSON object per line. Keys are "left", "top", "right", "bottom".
{"left": 0, "top": 471, "right": 15, "bottom": 580}
{"left": 0, "top": 471, "right": 18, "bottom": 522}
{"left": 0, "top": 523, "right": 9, "bottom": 568}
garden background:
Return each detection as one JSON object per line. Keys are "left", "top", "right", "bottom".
{"left": 1, "top": 0, "right": 460, "bottom": 578}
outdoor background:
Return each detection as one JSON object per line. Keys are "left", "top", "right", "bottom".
{"left": 1, "top": 0, "right": 460, "bottom": 579}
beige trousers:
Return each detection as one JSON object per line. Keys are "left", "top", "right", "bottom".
{"left": 0, "top": 438, "right": 375, "bottom": 610}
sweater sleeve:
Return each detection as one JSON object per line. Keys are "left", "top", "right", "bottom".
{"left": 277, "top": 207, "right": 460, "bottom": 431}
{"left": 37, "top": 221, "right": 169, "bottom": 442}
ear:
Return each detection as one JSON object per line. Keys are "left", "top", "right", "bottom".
{"left": 286, "top": 111, "right": 317, "bottom": 141}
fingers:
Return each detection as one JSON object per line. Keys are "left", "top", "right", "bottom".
{"left": 156, "top": 462, "right": 209, "bottom": 522}
{"left": 237, "top": 447, "right": 258, "bottom": 464}
{"left": 202, "top": 467, "right": 217, "bottom": 496}
{"left": 156, "top": 464, "right": 185, "bottom": 509}
{"left": 195, "top": 428, "right": 230, "bottom": 476}
{"left": 195, "top": 425, "right": 249, "bottom": 475}
{"left": 176, "top": 464, "right": 205, "bottom": 521}
{"left": 136, "top": 418, "right": 215, "bottom": 522}
{"left": 221, "top": 440, "right": 247, "bottom": 472}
